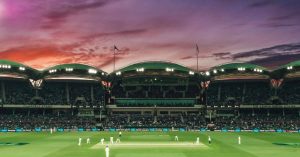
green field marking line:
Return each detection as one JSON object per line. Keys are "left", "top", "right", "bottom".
{"left": 91, "top": 142, "right": 208, "bottom": 149}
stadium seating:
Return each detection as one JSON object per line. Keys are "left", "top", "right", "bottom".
{"left": 0, "top": 113, "right": 97, "bottom": 130}
{"left": 278, "top": 80, "right": 300, "bottom": 104}
{"left": 207, "top": 81, "right": 271, "bottom": 106}
{"left": 0, "top": 60, "right": 300, "bottom": 131}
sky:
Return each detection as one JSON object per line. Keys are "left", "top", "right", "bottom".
{"left": 0, "top": 0, "right": 300, "bottom": 72}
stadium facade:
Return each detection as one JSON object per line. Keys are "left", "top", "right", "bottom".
{"left": 0, "top": 59, "right": 299, "bottom": 131}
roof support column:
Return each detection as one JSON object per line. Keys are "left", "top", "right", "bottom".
{"left": 91, "top": 85, "right": 94, "bottom": 103}
{"left": 242, "top": 83, "right": 246, "bottom": 103}
{"left": 217, "top": 84, "right": 221, "bottom": 101}
{"left": 1, "top": 81, "right": 6, "bottom": 103}
{"left": 66, "top": 83, "right": 70, "bottom": 104}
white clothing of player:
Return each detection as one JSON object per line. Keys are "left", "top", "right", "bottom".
{"left": 101, "top": 138, "right": 105, "bottom": 145}
{"left": 78, "top": 137, "right": 82, "bottom": 146}
{"left": 208, "top": 136, "right": 211, "bottom": 144}
{"left": 116, "top": 138, "right": 121, "bottom": 143}
{"left": 110, "top": 137, "right": 114, "bottom": 144}
{"left": 87, "top": 138, "right": 90, "bottom": 144}
{"left": 50, "top": 128, "right": 53, "bottom": 134}
{"left": 175, "top": 136, "right": 179, "bottom": 141}
{"left": 105, "top": 145, "right": 110, "bottom": 157}
{"left": 238, "top": 136, "right": 241, "bottom": 145}
{"left": 196, "top": 137, "right": 200, "bottom": 144}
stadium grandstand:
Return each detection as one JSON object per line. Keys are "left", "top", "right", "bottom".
{"left": 0, "top": 59, "right": 299, "bottom": 132}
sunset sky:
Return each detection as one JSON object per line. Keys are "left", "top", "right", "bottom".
{"left": 0, "top": 0, "right": 300, "bottom": 72}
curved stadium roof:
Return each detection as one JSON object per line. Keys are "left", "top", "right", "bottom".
{"left": 0, "top": 60, "right": 38, "bottom": 79}
{"left": 208, "top": 62, "right": 269, "bottom": 81}
{"left": 116, "top": 61, "right": 193, "bottom": 73}
{"left": 275, "top": 60, "right": 300, "bottom": 70}
{"left": 0, "top": 60, "right": 36, "bottom": 70}
{"left": 42, "top": 63, "right": 107, "bottom": 81}
{"left": 2, "top": 59, "right": 300, "bottom": 80}
{"left": 44, "top": 63, "right": 105, "bottom": 72}
{"left": 272, "top": 60, "right": 300, "bottom": 79}
{"left": 211, "top": 62, "right": 267, "bottom": 71}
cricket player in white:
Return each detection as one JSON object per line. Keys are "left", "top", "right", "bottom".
{"left": 238, "top": 136, "right": 241, "bottom": 145}
{"left": 50, "top": 128, "right": 53, "bottom": 134}
{"left": 101, "top": 138, "right": 105, "bottom": 145}
{"left": 87, "top": 138, "right": 90, "bottom": 144}
{"left": 208, "top": 136, "right": 211, "bottom": 144}
{"left": 119, "top": 131, "right": 122, "bottom": 138}
{"left": 116, "top": 138, "right": 121, "bottom": 143}
{"left": 110, "top": 137, "right": 114, "bottom": 144}
{"left": 196, "top": 137, "right": 200, "bottom": 144}
{"left": 175, "top": 135, "right": 179, "bottom": 141}
{"left": 78, "top": 137, "right": 82, "bottom": 146}
{"left": 105, "top": 145, "right": 110, "bottom": 157}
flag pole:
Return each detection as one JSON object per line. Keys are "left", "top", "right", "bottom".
{"left": 196, "top": 44, "right": 199, "bottom": 72}
{"left": 113, "top": 45, "right": 116, "bottom": 72}
{"left": 197, "top": 52, "right": 199, "bottom": 72}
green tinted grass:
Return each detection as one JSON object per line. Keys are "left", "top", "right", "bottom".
{"left": 0, "top": 131, "right": 299, "bottom": 157}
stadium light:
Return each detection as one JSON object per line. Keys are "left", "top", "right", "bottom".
{"left": 49, "top": 69, "right": 57, "bottom": 73}
{"left": 287, "top": 66, "right": 293, "bottom": 70}
{"left": 189, "top": 71, "right": 194, "bottom": 75}
{"left": 116, "top": 71, "right": 121, "bottom": 76}
{"left": 205, "top": 71, "right": 210, "bottom": 76}
{"left": 65, "top": 68, "right": 73, "bottom": 72}
{"left": 88, "top": 69, "right": 97, "bottom": 74}
{"left": 221, "top": 69, "right": 225, "bottom": 72}
{"left": 0, "top": 64, "right": 11, "bottom": 69}
{"left": 19, "top": 67, "right": 26, "bottom": 71}
{"left": 238, "top": 67, "right": 245, "bottom": 71}
{"left": 213, "top": 69, "right": 217, "bottom": 74}
{"left": 165, "top": 68, "right": 174, "bottom": 72}
{"left": 136, "top": 68, "right": 144, "bottom": 72}
{"left": 253, "top": 68, "right": 263, "bottom": 73}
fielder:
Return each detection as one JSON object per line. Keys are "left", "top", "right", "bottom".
{"left": 110, "top": 137, "right": 114, "bottom": 144}
{"left": 238, "top": 136, "right": 241, "bottom": 145}
{"left": 101, "top": 138, "right": 105, "bottom": 145}
{"left": 78, "top": 137, "right": 82, "bottom": 146}
{"left": 208, "top": 136, "right": 211, "bottom": 144}
{"left": 116, "top": 138, "right": 121, "bottom": 143}
{"left": 119, "top": 131, "right": 122, "bottom": 138}
{"left": 196, "top": 137, "right": 200, "bottom": 144}
{"left": 175, "top": 135, "right": 179, "bottom": 141}
{"left": 105, "top": 145, "right": 110, "bottom": 157}
{"left": 87, "top": 137, "right": 90, "bottom": 144}
{"left": 50, "top": 128, "right": 53, "bottom": 134}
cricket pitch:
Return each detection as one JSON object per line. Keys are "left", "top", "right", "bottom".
{"left": 91, "top": 142, "right": 208, "bottom": 149}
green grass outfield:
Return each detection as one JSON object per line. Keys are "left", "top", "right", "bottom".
{"left": 0, "top": 131, "right": 299, "bottom": 157}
